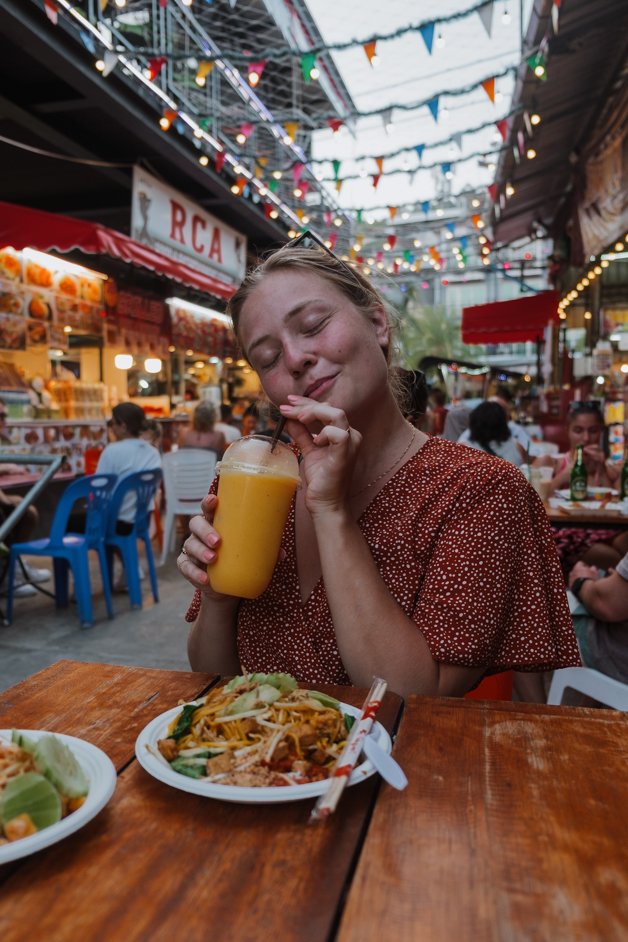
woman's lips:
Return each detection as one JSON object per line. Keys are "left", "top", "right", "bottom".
{"left": 304, "top": 374, "right": 337, "bottom": 399}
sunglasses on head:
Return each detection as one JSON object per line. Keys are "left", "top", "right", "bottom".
{"left": 287, "top": 229, "right": 362, "bottom": 284}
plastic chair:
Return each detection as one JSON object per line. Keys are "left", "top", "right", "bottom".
{"left": 159, "top": 449, "right": 217, "bottom": 566}
{"left": 5, "top": 473, "right": 117, "bottom": 629}
{"left": 105, "top": 469, "right": 162, "bottom": 609}
{"left": 547, "top": 667, "right": 628, "bottom": 711}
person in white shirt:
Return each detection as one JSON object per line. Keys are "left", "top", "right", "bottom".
{"left": 458, "top": 389, "right": 534, "bottom": 460}
{"left": 214, "top": 404, "right": 241, "bottom": 444}
{"left": 461, "top": 401, "right": 523, "bottom": 466}
{"left": 97, "top": 402, "right": 161, "bottom": 531}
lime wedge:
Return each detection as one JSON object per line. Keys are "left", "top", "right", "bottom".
{"left": 34, "top": 734, "right": 89, "bottom": 799}
{"left": 0, "top": 772, "right": 62, "bottom": 831}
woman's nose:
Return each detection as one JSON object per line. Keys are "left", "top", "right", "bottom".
{"left": 283, "top": 342, "right": 316, "bottom": 376}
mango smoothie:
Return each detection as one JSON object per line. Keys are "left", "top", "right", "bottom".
{"left": 208, "top": 436, "right": 300, "bottom": 599}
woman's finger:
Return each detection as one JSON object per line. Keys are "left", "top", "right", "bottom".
{"left": 280, "top": 396, "right": 350, "bottom": 431}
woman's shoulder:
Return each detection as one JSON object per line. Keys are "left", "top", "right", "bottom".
{"left": 413, "top": 436, "right": 528, "bottom": 496}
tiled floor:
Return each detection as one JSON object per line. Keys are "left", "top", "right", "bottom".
{"left": 0, "top": 545, "right": 193, "bottom": 693}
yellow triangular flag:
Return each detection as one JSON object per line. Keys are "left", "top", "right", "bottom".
{"left": 284, "top": 122, "right": 299, "bottom": 142}
{"left": 335, "top": 179, "right": 343, "bottom": 194}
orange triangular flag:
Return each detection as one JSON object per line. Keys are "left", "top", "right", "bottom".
{"left": 284, "top": 122, "right": 299, "bottom": 141}
{"left": 349, "top": 247, "right": 357, "bottom": 260}
{"left": 471, "top": 214, "right": 482, "bottom": 229}
{"left": 355, "top": 234, "right": 364, "bottom": 249}
{"left": 257, "top": 157, "right": 268, "bottom": 167}
{"left": 296, "top": 208, "right": 305, "bottom": 221}
{"left": 375, "top": 156, "right": 384, "bottom": 175}
{"left": 481, "top": 78, "right": 495, "bottom": 103}
{"left": 335, "top": 179, "right": 343, "bottom": 194}
{"left": 254, "top": 165, "right": 264, "bottom": 179}
{"left": 429, "top": 245, "right": 440, "bottom": 262}
{"left": 388, "top": 206, "right": 397, "bottom": 221}
{"left": 364, "top": 41, "right": 377, "bottom": 66}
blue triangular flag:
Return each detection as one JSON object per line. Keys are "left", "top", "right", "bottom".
{"left": 460, "top": 235, "right": 468, "bottom": 250}
{"left": 80, "top": 31, "right": 96, "bottom": 55}
{"left": 447, "top": 223, "right": 455, "bottom": 234}
{"left": 419, "top": 23, "right": 435, "bottom": 55}
{"left": 415, "top": 144, "right": 425, "bottom": 161}
{"left": 427, "top": 96, "right": 439, "bottom": 123}
{"left": 441, "top": 162, "right": 452, "bottom": 175}
{"left": 422, "top": 200, "right": 430, "bottom": 214}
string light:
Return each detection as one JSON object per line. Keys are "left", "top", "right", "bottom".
{"left": 615, "top": 241, "right": 625, "bottom": 251}
{"left": 95, "top": 59, "right": 105, "bottom": 72}
{"left": 198, "top": 155, "right": 209, "bottom": 166}
{"left": 526, "top": 148, "right": 537, "bottom": 160}
{"left": 584, "top": 311, "right": 592, "bottom": 320}
{"left": 505, "top": 183, "right": 515, "bottom": 197}
{"left": 530, "top": 113, "right": 541, "bottom": 126}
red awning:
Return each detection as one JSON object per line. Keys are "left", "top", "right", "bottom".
{"left": 461, "top": 291, "right": 560, "bottom": 344}
{"left": 0, "top": 201, "right": 235, "bottom": 300}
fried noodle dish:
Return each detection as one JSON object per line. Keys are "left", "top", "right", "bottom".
{"left": 156, "top": 673, "right": 354, "bottom": 787}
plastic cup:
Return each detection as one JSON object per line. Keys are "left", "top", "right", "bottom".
{"left": 208, "top": 435, "right": 300, "bottom": 599}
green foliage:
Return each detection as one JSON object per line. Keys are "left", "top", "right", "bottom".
{"left": 395, "top": 286, "right": 484, "bottom": 368}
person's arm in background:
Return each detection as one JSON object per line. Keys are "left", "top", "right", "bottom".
{"left": 569, "top": 559, "right": 628, "bottom": 622}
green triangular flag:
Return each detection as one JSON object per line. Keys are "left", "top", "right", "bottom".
{"left": 269, "top": 178, "right": 279, "bottom": 193}
{"left": 301, "top": 53, "right": 317, "bottom": 83}
{"left": 332, "top": 159, "right": 341, "bottom": 181}
{"left": 356, "top": 210, "right": 363, "bottom": 224}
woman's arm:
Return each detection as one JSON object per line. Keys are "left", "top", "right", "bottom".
{"left": 179, "top": 493, "right": 241, "bottom": 674}
{"left": 569, "top": 560, "right": 628, "bottom": 622}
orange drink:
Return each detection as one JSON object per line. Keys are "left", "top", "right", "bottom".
{"left": 208, "top": 436, "right": 299, "bottom": 598}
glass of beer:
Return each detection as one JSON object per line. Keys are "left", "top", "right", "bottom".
{"left": 208, "top": 435, "right": 300, "bottom": 599}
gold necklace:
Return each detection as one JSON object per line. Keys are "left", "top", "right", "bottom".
{"left": 351, "top": 425, "right": 416, "bottom": 498}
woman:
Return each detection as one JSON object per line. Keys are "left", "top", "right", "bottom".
{"left": 534, "top": 401, "right": 626, "bottom": 573}
{"left": 178, "top": 241, "right": 579, "bottom": 699}
{"left": 180, "top": 402, "right": 226, "bottom": 455}
{"left": 463, "top": 401, "right": 523, "bottom": 467}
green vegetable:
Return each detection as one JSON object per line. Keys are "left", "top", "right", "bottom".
{"left": 307, "top": 691, "right": 340, "bottom": 711}
{"left": 257, "top": 684, "right": 282, "bottom": 705}
{"left": 170, "top": 757, "right": 208, "bottom": 779}
{"left": 344, "top": 713, "right": 356, "bottom": 734}
{"left": 0, "top": 772, "right": 62, "bottom": 829}
{"left": 224, "top": 672, "right": 298, "bottom": 695}
{"left": 224, "top": 689, "right": 258, "bottom": 715}
{"left": 170, "top": 702, "right": 201, "bottom": 740}
{"left": 11, "top": 729, "right": 37, "bottom": 754}
{"left": 34, "top": 734, "right": 89, "bottom": 798}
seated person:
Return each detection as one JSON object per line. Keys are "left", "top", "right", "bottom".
{"left": 568, "top": 554, "right": 628, "bottom": 684}
{"left": 180, "top": 403, "right": 226, "bottom": 455}
{"left": 460, "top": 401, "right": 523, "bottom": 466}
{"left": 458, "top": 386, "right": 535, "bottom": 458}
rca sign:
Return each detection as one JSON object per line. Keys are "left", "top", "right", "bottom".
{"left": 131, "top": 166, "right": 246, "bottom": 287}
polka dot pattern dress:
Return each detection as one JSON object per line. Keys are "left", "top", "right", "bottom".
{"left": 188, "top": 438, "right": 580, "bottom": 685}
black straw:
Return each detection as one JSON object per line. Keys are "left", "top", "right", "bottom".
{"left": 269, "top": 416, "right": 287, "bottom": 452}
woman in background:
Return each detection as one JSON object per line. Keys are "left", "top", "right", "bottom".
{"left": 462, "top": 401, "right": 522, "bottom": 467}
{"left": 180, "top": 402, "right": 226, "bottom": 455}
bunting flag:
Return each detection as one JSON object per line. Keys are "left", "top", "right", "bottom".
{"left": 387, "top": 235, "right": 397, "bottom": 250}
{"left": 258, "top": 157, "right": 268, "bottom": 167}
{"left": 335, "top": 179, "right": 343, "bottom": 194}
{"left": 372, "top": 174, "right": 381, "bottom": 189}
{"left": 79, "top": 31, "right": 96, "bottom": 54}
{"left": 363, "top": 41, "right": 378, "bottom": 66}
{"left": 264, "top": 204, "right": 274, "bottom": 218}
{"left": 393, "top": 261, "right": 400, "bottom": 274}
{"left": 332, "top": 159, "right": 341, "bottom": 181}
{"left": 328, "top": 233, "right": 338, "bottom": 250}
{"left": 291, "top": 163, "right": 304, "bottom": 184}
{"left": 215, "top": 152, "right": 226, "bottom": 173}
{"left": 481, "top": 77, "right": 495, "bottom": 103}
{"left": 160, "top": 0, "right": 167, "bottom": 7}
{"left": 44, "top": 0, "right": 59, "bottom": 24}
{"left": 376, "top": 251, "right": 384, "bottom": 262}
{"left": 239, "top": 122, "right": 253, "bottom": 139}
{"left": 459, "top": 235, "right": 468, "bottom": 250}
{"left": 327, "top": 118, "right": 343, "bottom": 134}
{"left": 375, "top": 156, "right": 384, "bottom": 175}
{"left": 295, "top": 208, "right": 305, "bottom": 221}
{"left": 495, "top": 118, "right": 509, "bottom": 141}
{"left": 254, "top": 165, "right": 264, "bottom": 180}
{"left": 349, "top": 247, "right": 356, "bottom": 260}
{"left": 446, "top": 223, "right": 456, "bottom": 235}
{"left": 148, "top": 57, "right": 167, "bottom": 81}
{"left": 197, "top": 61, "right": 214, "bottom": 83}
{"left": 99, "top": 0, "right": 108, "bottom": 10}
{"left": 284, "top": 122, "right": 299, "bottom": 142}
{"left": 268, "top": 178, "right": 279, "bottom": 193}
{"left": 355, "top": 234, "right": 364, "bottom": 249}
{"left": 403, "top": 250, "right": 414, "bottom": 264}
{"left": 381, "top": 108, "right": 393, "bottom": 132}
{"left": 415, "top": 144, "right": 425, "bottom": 161}
{"left": 487, "top": 183, "right": 497, "bottom": 202}
{"left": 388, "top": 207, "right": 397, "bottom": 221}
{"left": 421, "top": 200, "right": 430, "bottom": 214}
{"left": 102, "top": 51, "right": 118, "bottom": 77}
{"left": 451, "top": 131, "right": 464, "bottom": 151}
{"left": 419, "top": 23, "right": 435, "bottom": 55}
{"left": 477, "top": 1, "right": 494, "bottom": 37}
{"left": 247, "top": 61, "right": 267, "bottom": 85}
{"left": 441, "top": 162, "right": 452, "bottom": 175}
{"left": 300, "top": 181, "right": 310, "bottom": 197}
{"left": 301, "top": 53, "right": 317, "bottom": 82}
{"left": 429, "top": 246, "right": 440, "bottom": 262}
{"left": 228, "top": 0, "right": 237, "bottom": 8}
{"left": 471, "top": 214, "right": 482, "bottom": 229}
{"left": 324, "top": 210, "right": 333, "bottom": 226}
{"left": 356, "top": 210, "right": 363, "bottom": 223}
{"left": 426, "top": 97, "right": 440, "bottom": 123}
{"left": 551, "top": 0, "right": 561, "bottom": 33}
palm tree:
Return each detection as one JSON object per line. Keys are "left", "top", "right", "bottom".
{"left": 395, "top": 286, "right": 483, "bottom": 368}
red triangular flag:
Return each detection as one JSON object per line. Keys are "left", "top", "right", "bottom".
{"left": 495, "top": 118, "right": 509, "bottom": 142}
{"left": 487, "top": 184, "right": 498, "bottom": 202}
{"left": 372, "top": 174, "right": 381, "bottom": 189}
{"left": 44, "top": 0, "right": 58, "bottom": 24}
{"left": 327, "top": 118, "right": 343, "bottom": 134}
{"left": 215, "top": 152, "right": 226, "bottom": 173}
{"left": 481, "top": 78, "right": 495, "bottom": 104}
{"left": 388, "top": 234, "right": 397, "bottom": 250}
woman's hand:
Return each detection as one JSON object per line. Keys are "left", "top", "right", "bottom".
{"left": 582, "top": 444, "right": 607, "bottom": 471}
{"left": 568, "top": 560, "right": 600, "bottom": 587}
{"left": 177, "top": 494, "right": 231, "bottom": 601}
{"left": 279, "top": 395, "right": 362, "bottom": 515}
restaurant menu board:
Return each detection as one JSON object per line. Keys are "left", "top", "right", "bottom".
{"left": 0, "top": 421, "right": 108, "bottom": 475}
{"left": 171, "top": 306, "right": 238, "bottom": 358}
{"left": 0, "top": 247, "right": 105, "bottom": 350}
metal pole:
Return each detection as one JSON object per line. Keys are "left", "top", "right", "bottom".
{"left": 0, "top": 455, "right": 65, "bottom": 546}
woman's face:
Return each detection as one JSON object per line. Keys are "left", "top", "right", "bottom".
{"left": 238, "top": 269, "right": 390, "bottom": 417}
{"left": 568, "top": 411, "right": 602, "bottom": 449}
{"left": 240, "top": 414, "right": 257, "bottom": 436}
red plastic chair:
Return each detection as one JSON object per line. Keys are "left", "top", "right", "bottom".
{"left": 465, "top": 671, "right": 513, "bottom": 701}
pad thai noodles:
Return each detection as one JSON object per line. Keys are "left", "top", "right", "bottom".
{"left": 156, "top": 673, "right": 355, "bottom": 787}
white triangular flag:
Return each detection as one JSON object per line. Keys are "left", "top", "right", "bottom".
{"left": 478, "top": 1, "right": 494, "bottom": 37}
{"left": 381, "top": 107, "right": 393, "bottom": 134}
{"left": 451, "top": 131, "right": 464, "bottom": 151}
{"left": 102, "top": 51, "right": 118, "bottom": 77}
{"left": 228, "top": 0, "right": 237, "bottom": 7}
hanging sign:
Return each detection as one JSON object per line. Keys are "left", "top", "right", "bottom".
{"left": 131, "top": 167, "right": 246, "bottom": 288}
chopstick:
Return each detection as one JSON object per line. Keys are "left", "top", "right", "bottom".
{"left": 309, "top": 676, "right": 388, "bottom": 823}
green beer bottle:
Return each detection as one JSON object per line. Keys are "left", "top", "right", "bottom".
{"left": 621, "top": 446, "right": 628, "bottom": 501}
{"left": 570, "top": 444, "right": 588, "bottom": 501}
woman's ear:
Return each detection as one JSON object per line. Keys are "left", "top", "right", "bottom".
{"left": 370, "top": 304, "right": 390, "bottom": 349}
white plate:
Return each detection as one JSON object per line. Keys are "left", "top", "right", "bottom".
{"left": 0, "top": 730, "right": 116, "bottom": 864}
{"left": 135, "top": 701, "right": 392, "bottom": 804}
{"left": 556, "top": 488, "right": 618, "bottom": 500}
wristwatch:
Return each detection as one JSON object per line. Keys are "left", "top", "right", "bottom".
{"left": 570, "top": 576, "right": 592, "bottom": 600}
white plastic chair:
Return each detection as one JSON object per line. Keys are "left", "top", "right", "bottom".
{"left": 159, "top": 449, "right": 217, "bottom": 566}
{"left": 532, "top": 441, "right": 559, "bottom": 457}
{"left": 547, "top": 667, "right": 628, "bottom": 711}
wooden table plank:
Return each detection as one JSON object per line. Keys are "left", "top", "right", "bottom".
{"left": 337, "top": 696, "right": 628, "bottom": 942}
{"left": 0, "top": 660, "right": 218, "bottom": 768}
{"left": 0, "top": 663, "right": 403, "bottom": 942}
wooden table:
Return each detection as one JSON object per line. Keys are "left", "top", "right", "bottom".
{"left": 1, "top": 662, "right": 627, "bottom": 941}
{"left": 545, "top": 502, "right": 627, "bottom": 530}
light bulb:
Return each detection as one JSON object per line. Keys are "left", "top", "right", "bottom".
{"left": 199, "top": 155, "right": 208, "bottom": 166}
{"left": 144, "top": 358, "right": 162, "bottom": 374}
{"left": 530, "top": 113, "right": 541, "bottom": 126}
{"left": 310, "top": 67, "right": 320, "bottom": 80}
{"left": 526, "top": 148, "right": 537, "bottom": 160}
{"left": 115, "top": 354, "right": 133, "bottom": 370}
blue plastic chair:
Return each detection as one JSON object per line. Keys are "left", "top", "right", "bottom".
{"left": 105, "top": 468, "right": 162, "bottom": 609}
{"left": 6, "top": 473, "right": 117, "bottom": 629}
